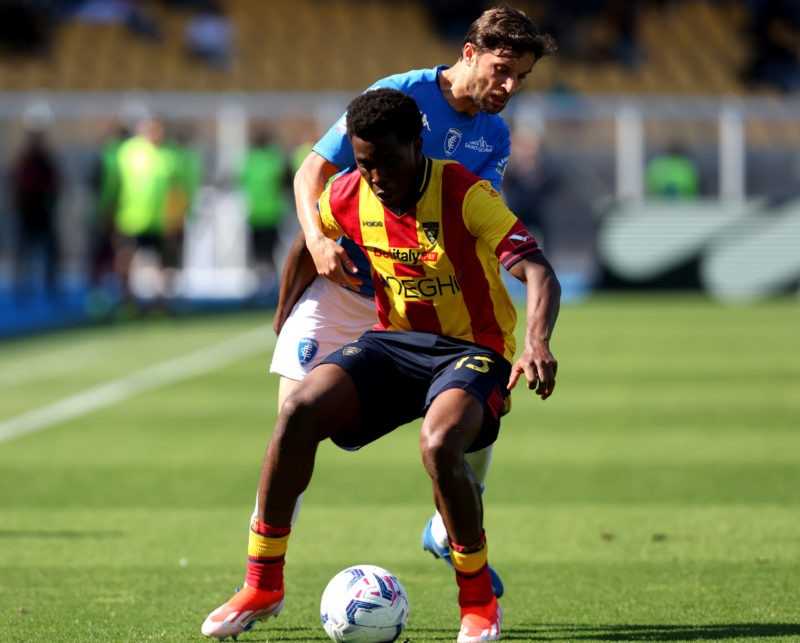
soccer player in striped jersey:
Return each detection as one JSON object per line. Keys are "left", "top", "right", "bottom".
{"left": 202, "top": 88, "right": 560, "bottom": 642}
{"left": 268, "top": 4, "right": 556, "bottom": 600}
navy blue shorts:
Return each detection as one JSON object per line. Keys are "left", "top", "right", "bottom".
{"left": 319, "top": 330, "right": 511, "bottom": 453}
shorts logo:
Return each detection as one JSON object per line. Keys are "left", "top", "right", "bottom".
{"left": 444, "top": 128, "right": 462, "bottom": 157}
{"left": 423, "top": 222, "right": 439, "bottom": 244}
{"left": 343, "top": 345, "right": 362, "bottom": 356}
{"left": 297, "top": 338, "right": 319, "bottom": 365}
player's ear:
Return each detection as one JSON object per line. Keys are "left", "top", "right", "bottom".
{"left": 463, "top": 42, "right": 477, "bottom": 65}
{"left": 413, "top": 137, "right": 423, "bottom": 158}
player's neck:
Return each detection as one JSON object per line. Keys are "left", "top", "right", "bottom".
{"left": 438, "top": 63, "right": 480, "bottom": 117}
{"left": 386, "top": 157, "right": 431, "bottom": 215}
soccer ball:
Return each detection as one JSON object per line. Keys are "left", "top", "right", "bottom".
{"left": 320, "top": 564, "right": 410, "bottom": 643}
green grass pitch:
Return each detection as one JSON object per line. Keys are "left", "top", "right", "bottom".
{"left": 0, "top": 293, "right": 798, "bottom": 642}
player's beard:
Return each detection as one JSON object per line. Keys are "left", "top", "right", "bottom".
{"left": 468, "top": 74, "right": 509, "bottom": 115}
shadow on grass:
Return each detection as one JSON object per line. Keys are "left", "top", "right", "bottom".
{"left": 219, "top": 623, "right": 800, "bottom": 642}
{"left": 0, "top": 530, "right": 124, "bottom": 539}
{"left": 502, "top": 623, "right": 800, "bottom": 641}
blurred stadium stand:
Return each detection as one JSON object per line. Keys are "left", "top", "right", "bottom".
{"left": 0, "top": 0, "right": 790, "bottom": 94}
{"left": 1, "top": 0, "right": 799, "bottom": 338}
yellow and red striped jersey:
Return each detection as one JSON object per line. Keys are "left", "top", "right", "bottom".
{"left": 319, "top": 157, "right": 541, "bottom": 361}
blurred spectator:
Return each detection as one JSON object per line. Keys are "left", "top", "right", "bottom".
{"left": 742, "top": 0, "right": 800, "bottom": 93}
{"left": 9, "top": 128, "right": 61, "bottom": 300}
{"left": 644, "top": 142, "right": 701, "bottom": 200}
{"left": 161, "top": 124, "right": 204, "bottom": 273}
{"left": 236, "top": 127, "right": 292, "bottom": 292}
{"left": 62, "top": 0, "right": 162, "bottom": 41}
{"left": 184, "top": 2, "right": 234, "bottom": 70}
{"left": 603, "top": 0, "right": 641, "bottom": 69}
{"left": 88, "top": 120, "right": 129, "bottom": 295}
{"left": 502, "top": 126, "right": 560, "bottom": 250}
{"left": 113, "top": 117, "right": 174, "bottom": 308}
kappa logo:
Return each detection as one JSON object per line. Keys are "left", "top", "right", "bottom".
{"left": 421, "top": 112, "right": 432, "bottom": 132}
{"left": 333, "top": 115, "right": 347, "bottom": 135}
{"left": 297, "top": 338, "right": 319, "bottom": 365}
{"left": 423, "top": 222, "right": 439, "bottom": 244}
{"left": 465, "top": 137, "right": 494, "bottom": 153}
{"left": 444, "top": 128, "right": 462, "bottom": 157}
{"left": 496, "top": 155, "right": 509, "bottom": 178}
{"left": 508, "top": 232, "right": 533, "bottom": 246}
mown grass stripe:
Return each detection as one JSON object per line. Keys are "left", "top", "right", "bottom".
{"left": 0, "top": 325, "right": 273, "bottom": 443}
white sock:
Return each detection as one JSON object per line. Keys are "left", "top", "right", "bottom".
{"left": 430, "top": 511, "right": 450, "bottom": 549}
{"left": 250, "top": 492, "right": 304, "bottom": 528}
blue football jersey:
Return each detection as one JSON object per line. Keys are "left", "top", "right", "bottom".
{"left": 313, "top": 66, "right": 512, "bottom": 297}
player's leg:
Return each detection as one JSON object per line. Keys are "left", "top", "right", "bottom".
{"left": 425, "top": 445, "right": 492, "bottom": 543}
{"left": 422, "top": 441, "right": 504, "bottom": 598}
{"left": 216, "top": 277, "right": 373, "bottom": 637}
{"left": 420, "top": 388, "right": 502, "bottom": 643}
{"left": 250, "top": 376, "right": 305, "bottom": 529}
{"left": 202, "top": 365, "right": 361, "bottom": 639}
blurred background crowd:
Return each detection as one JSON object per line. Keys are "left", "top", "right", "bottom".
{"left": 0, "top": 0, "right": 799, "bottom": 336}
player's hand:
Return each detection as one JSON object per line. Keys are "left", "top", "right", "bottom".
{"left": 507, "top": 342, "right": 557, "bottom": 400}
{"left": 307, "top": 235, "right": 362, "bottom": 290}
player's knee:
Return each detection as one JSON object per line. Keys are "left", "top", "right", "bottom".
{"left": 276, "top": 392, "right": 325, "bottom": 447}
{"left": 419, "top": 426, "right": 462, "bottom": 479}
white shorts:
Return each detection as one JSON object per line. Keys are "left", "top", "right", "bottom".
{"left": 269, "top": 275, "right": 376, "bottom": 380}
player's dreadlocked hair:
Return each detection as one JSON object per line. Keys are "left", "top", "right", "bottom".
{"left": 463, "top": 4, "right": 557, "bottom": 61}
{"left": 346, "top": 88, "right": 423, "bottom": 143}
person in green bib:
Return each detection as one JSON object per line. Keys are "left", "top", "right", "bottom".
{"left": 114, "top": 117, "right": 175, "bottom": 306}
{"left": 237, "top": 128, "right": 292, "bottom": 292}
{"left": 645, "top": 142, "right": 701, "bottom": 200}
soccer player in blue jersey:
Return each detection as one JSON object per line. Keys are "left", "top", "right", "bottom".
{"left": 203, "top": 87, "right": 560, "bottom": 643}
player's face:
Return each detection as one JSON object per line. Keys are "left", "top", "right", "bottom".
{"left": 465, "top": 46, "right": 537, "bottom": 114}
{"left": 351, "top": 133, "right": 423, "bottom": 211}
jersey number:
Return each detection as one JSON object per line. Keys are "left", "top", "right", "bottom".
{"left": 455, "top": 355, "right": 493, "bottom": 373}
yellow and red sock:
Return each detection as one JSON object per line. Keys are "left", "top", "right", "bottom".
{"left": 451, "top": 531, "right": 493, "bottom": 607}
{"left": 246, "top": 520, "right": 290, "bottom": 591}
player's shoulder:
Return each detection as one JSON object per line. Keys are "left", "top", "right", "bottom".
{"left": 435, "top": 157, "right": 482, "bottom": 181}
{"left": 369, "top": 66, "right": 440, "bottom": 93}
{"left": 328, "top": 168, "right": 362, "bottom": 200}
{"left": 475, "top": 110, "right": 511, "bottom": 138}
{"left": 432, "top": 158, "right": 489, "bottom": 197}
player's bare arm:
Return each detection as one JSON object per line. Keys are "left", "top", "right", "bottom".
{"left": 294, "top": 151, "right": 360, "bottom": 286}
{"left": 272, "top": 231, "right": 318, "bottom": 335}
{"left": 506, "top": 253, "right": 561, "bottom": 399}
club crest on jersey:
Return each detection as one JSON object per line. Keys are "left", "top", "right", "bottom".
{"left": 423, "top": 222, "right": 439, "bottom": 244}
{"left": 444, "top": 128, "right": 462, "bottom": 157}
{"left": 343, "top": 345, "right": 362, "bottom": 356}
{"left": 297, "top": 338, "right": 319, "bottom": 365}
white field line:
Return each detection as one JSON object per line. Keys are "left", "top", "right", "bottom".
{"left": 0, "top": 325, "right": 274, "bottom": 444}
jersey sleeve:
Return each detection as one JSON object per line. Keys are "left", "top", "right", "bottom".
{"left": 312, "top": 113, "right": 353, "bottom": 171}
{"left": 460, "top": 122, "right": 510, "bottom": 193}
{"left": 489, "top": 129, "right": 511, "bottom": 192}
{"left": 463, "top": 180, "right": 541, "bottom": 269}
